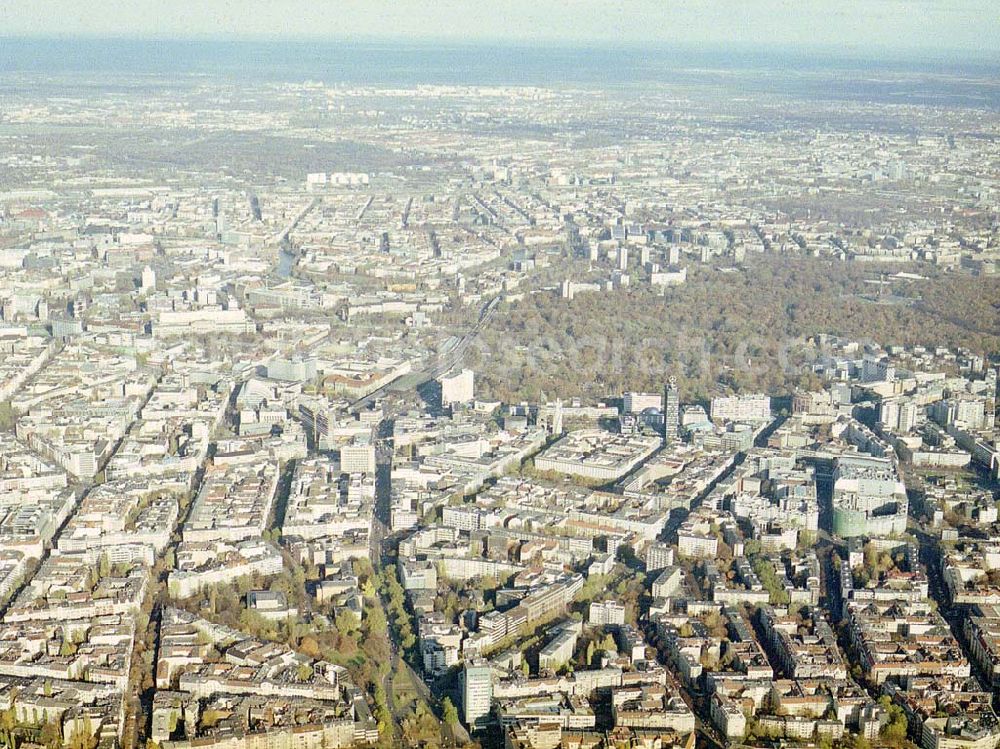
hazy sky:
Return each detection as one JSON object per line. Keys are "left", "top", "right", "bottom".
{"left": 1, "top": 0, "right": 997, "bottom": 56}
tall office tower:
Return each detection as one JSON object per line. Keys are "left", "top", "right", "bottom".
{"left": 988, "top": 368, "right": 999, "bottom": 400}
{"left": 663, "top": 378, "right": 680, "bottom": 442}
{"left": 988, "top": 369, "right": 999, "bottom": 427}
{"left": 215, "top": 199, "right": 227, "bottom": 237}
{"left": 552, "top": 398, "right": 564, "bottom": 436}
{"left": 141, "top": 265, "right": 156, "bottom": 292}
{"left": 897, "top": 401, "right": 919, "bottom": 433}
{"left": 617, "top": 245, "right": 628, "bottom": 271}
{"left": 462, "top": 659, "right": 493, "bottom": 729}
{"left": 878, "top": 399, "right": 900, "bottom": 431}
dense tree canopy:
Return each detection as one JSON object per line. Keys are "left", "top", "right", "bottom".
{"left": 471, "top": 255, "right": 1000, "bottom": 403}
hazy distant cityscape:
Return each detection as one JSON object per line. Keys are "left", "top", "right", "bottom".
{"left": 0, "top": 29, "right": 998, "bottom": 749}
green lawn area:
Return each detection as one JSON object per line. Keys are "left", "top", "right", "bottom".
{"left": 389, "top": 656, "right": 423, "bottom": 715}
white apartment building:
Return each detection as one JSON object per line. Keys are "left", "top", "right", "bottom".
{"left": 645, "top": 542, "right": 675, "bottom": 572}
{"left": 677, "top": 532, "right": 719, "bottom": 559}
{"left": 440, "top": 369, "right": 475, "bottom": 406}
{"left": 589, "top": 600, "right": 626, "bottom": 627}
{"left": 340, "top": 443, "right": 375, "bottom": 474}
{"left": 710, "top": 394, "right": 771, "bottom": 423}
{"left": 623, "top": 392, "right": 662, "bottom": 414}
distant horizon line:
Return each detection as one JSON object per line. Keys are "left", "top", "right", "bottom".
{"left": 2, "top": 33, "right": 998, "bottom": 65}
